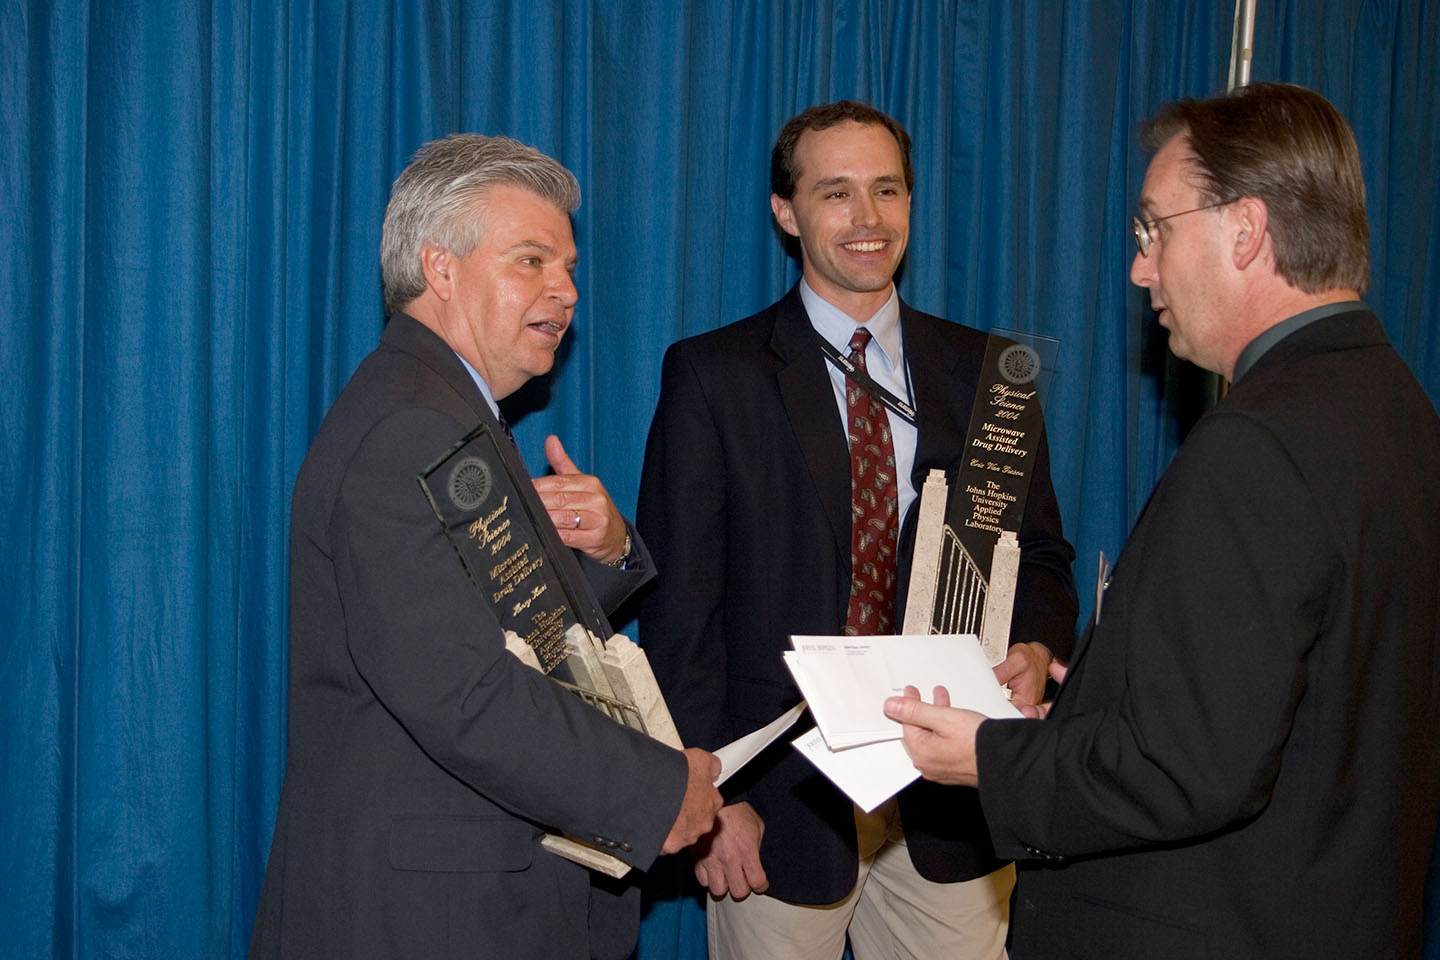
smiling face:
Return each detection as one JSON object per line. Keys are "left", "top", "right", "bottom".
{"left": 1129, "top": 136, "right": 1237, "bottom": 375}
{"left": 435, "top": 184, "right": 579, "bottom": 399}
{"left": 771, "top": 121, "right": 911, "bottom": 321}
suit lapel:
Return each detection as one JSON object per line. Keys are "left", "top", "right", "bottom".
{"left": 771, "top": 288, "right": 852, "bottom": 564}
{"left": 902, "top": 305, "right": 971, "bottom": 489}
{"left": 382, "top": 314, "right": 492, "bottom": 426}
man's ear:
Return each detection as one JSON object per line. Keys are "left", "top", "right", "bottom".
{"left": 419, "top": 244, "right": 455, "bottom": 300}
{"left": 770, "top": 194, "right": 800, "bottom": 238}
{"left": 1232, "top": 197, "right": 1268, "bottom": 271}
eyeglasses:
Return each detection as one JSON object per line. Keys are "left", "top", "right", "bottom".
{"left": 1131, "top": 200, "right": 1231, "bottom": 256}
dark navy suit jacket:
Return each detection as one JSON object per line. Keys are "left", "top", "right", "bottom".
{"left": 639, "top": 286, "right": 1077, "bottom": 904}
{"left": 249, "top": 315, "right": 686, "bottom": 960}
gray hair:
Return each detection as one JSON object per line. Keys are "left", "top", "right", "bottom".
{"left": 380, "top": 134, "right": 581, "bottom": 316}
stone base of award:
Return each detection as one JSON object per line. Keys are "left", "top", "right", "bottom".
{"left": 900, "top": 331, "right": 1052, "bottom": 662}
{"left": 420, "top": 421, "right": 687, "bottom": 879}
{"left": 901, "top": 469, "right": 1021, "bottom": 666}
{"left": 506, "top": 624, "right": 684, "bottom": 878}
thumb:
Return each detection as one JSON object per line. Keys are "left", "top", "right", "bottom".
{"left": 545, "top": 435, "right": 581, "bottom": 475}
{"left": 884, "top": 696, "right": 917, "bottom": 723}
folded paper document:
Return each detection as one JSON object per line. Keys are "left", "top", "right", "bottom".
{"left": 792, "top": 729, "right": 919, "bottom": 813}
{"left": 785, "top": 633, "right": 1023, "bottom": 811}
{"left": 784, "top": 633, "right": 1021, "bottom": 750}
{"left": 714, "top": 701, "right": 806, "bottom": 786}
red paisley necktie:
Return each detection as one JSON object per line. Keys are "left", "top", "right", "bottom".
{"left": 843, "top": 327, "right": 898, "bottom": 635}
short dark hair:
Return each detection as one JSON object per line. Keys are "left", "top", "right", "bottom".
{"left": 1143, "top": 82, "right": 1369, "bottom": 295}
{"left": 770, "top": 100, "right": 914, "bottom": 200}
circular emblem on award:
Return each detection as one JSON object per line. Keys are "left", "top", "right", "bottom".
{"left": 447, "top": 456, "right": 493, "bottom": 512}
{"left": 997, "top": 343, "right": 1040, "bottom": 385}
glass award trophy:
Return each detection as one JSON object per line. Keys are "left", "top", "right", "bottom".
{"left": 418, "top": 420, "right": 680, "bottom": 876}
{"left": 901, "top": 331, "right": 1059, "bottom": 664}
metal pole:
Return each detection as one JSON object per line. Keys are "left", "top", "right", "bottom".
{"left": 1216, "top": 0, "right": 1258, "bottom": 402}
{"left": 1228, "top": 0, "right": 1257, "bottom": 91}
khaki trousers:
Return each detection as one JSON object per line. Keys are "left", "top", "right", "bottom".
{"left": 707, "top": 802, "right": 1014, "bottom": 960}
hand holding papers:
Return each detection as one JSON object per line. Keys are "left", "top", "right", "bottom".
{"left": 785, "top": 634, "right": 1022, "bottom": 810}
{"left": 881, "top": 688, "right": 987, "bottom": 788}
{"left": 785, "top": 634, "right": 1021, "bottom": 749}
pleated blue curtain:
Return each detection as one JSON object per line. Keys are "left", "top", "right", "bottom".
{"left": 2, "top": 2, "right": 1436, "bottom": 958}
{"left": 3, "top": 3, "right": 295, "bottom": 958}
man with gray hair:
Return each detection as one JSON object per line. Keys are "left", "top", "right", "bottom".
{"left": 248, "top": 134, "right": 721, "bottom": 960}
{"left": 885, "top": 83, "right": 1440, "bottom": 957}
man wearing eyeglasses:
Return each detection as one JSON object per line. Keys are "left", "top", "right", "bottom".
{"left": 884, "top": 82, "right": 1440, "bottom": 958}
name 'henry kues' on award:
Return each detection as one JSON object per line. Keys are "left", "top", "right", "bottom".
{"left": 902, "top": 331, "right": 1054, "bottom": 664}
{"left": 417, "top": 421, "right": 680, "bottom": 877}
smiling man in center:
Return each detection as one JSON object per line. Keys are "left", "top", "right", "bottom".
{"left": 638, "top": 100, "right": 1078, "bottom": 960}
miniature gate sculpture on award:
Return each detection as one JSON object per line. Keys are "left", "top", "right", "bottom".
{"left": 902, "top": 332, "right": 1055, "bottom": 665}
{"left": 418, "top": 422, "right": 679, "bottom": 878}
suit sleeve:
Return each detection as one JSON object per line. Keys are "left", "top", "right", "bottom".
{"left": 636, "top": 342, "right": 733, "bottom": 751}
{"left": 576, "top": 519, "right": 654, "bottom": 614}
{"left": 977, "top": 413, "right": 1331, "bottom": 858}
{"left": 333, "top": 405, "right": 687, "bottom": 868}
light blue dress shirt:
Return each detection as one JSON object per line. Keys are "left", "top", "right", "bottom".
{"left": 455, "top": 353, "right": 502, "bottom": 419}
{"left": 799, "top": 278, "right": 919, "bottom": 525}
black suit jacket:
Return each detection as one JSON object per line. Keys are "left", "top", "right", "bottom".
{"left": 248, "top": 315, "right": 687, "bottom": 960}
{"left": 638, "top": 286, "right": 1077, "bottom": 904}
{"left": 978, "top": 310, "right": 1440, "bottom": 958}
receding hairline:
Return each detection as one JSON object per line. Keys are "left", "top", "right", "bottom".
{"left": 1136, "top": 134, "right": 1211, "bottom": 216}
{"left": 785, "top": 121, "right": 910, "bottom": 195}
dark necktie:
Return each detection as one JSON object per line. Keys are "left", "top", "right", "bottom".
{"left": 843, "top": 328, "right": 898, "bottom": 635}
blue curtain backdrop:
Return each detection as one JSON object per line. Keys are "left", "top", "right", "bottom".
{"left": 2, "top": 1, "right": 1436, "bottom": 957}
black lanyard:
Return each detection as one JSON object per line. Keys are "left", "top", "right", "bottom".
{"left": 816, "top": 332, "right": 918, "bottom": 426}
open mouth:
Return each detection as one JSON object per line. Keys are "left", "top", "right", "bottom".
{"left": 529, "top": 319, "right": 568, "bottom": 341}
{"left": 842, "top": 240, "right": 887, "bottom": 253}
